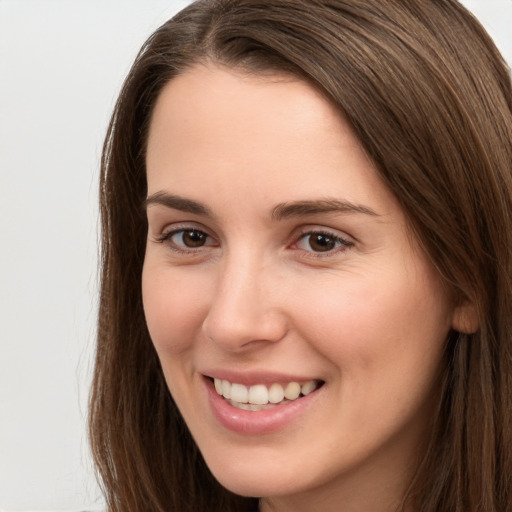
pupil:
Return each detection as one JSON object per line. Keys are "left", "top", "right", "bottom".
{"left": 183, "top": 230, "right": 205, "bottom": 247}
{"left": 310, "top": 234, "right": 335, "bottom": 252}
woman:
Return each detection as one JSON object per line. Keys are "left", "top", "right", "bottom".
{"left": 89, "top": 1, "right": 512, "bottom": 511}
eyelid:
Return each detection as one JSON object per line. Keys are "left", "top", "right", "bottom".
{"left": 151, "top": 222, "right": 354, "bottom": 258}
{"left": 154, "top": 220, "right": 213, "bottom": 238}
{"left": 152, "top": 222, "right": 219, "bottom": 253}
{"left": 157, "top": 228, "right": 215, "bottom": 243}
{"left": 289, "top": 226, "right": 354, "bottom": 256}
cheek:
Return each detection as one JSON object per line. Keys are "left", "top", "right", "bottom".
{"left": 290, "top": 266, "right": 451, "bottom": 384}
{"left": 141, "top": 263, "right": 209, "bottom": 355}
{"left": 294, "top": 271, "right": 451, "bottom": 447}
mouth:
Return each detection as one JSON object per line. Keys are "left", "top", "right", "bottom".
{"left": 210, "top": 377, "right": 324, "bottom": 411}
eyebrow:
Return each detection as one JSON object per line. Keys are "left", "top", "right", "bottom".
{"left": 144, "top": 192, "right": 378, "bottom": 220}
{"left": 271, "top": 199, "right": 379, "bottom": 220}
{"left": 144, "top": 191, "right": 213, "bottom": 217}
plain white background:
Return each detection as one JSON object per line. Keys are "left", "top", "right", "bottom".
{"left": 0, "top": 1, "right": 511, "bottom": 510}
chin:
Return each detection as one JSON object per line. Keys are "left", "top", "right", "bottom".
{"left": 202, "top": 450, "right": 320, "bottom": 499}
{"left": 214, "top": 471, "right": 295, "bottom": 499}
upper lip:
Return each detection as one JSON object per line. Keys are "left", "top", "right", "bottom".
{"left": 202, "top": 370, "right": 323, "bottom": 386}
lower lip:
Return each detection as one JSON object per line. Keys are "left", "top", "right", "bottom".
{"left": 204, "top": 378, "right": 322, "bottom": 435}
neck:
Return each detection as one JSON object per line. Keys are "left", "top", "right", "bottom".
{"left": 258, "top": 441, "right": 418, "bottom": 512}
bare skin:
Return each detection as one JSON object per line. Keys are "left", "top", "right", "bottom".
{"left": 142, "top": 64, "right": 475, "bottom": 512}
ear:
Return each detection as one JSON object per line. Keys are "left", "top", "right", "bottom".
{"left": 451, "top": 299, "right": 479, "bottom": 334}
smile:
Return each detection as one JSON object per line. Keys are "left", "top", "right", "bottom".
{"left": 213, "top": 378, "right": 322, "bottom": 411}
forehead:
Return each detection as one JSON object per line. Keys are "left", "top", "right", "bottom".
{"left": 145, "top": 64, "right": 397, "bottom": 219}
{"left": 147, "top": 64, "right": 346, "bottom": 153}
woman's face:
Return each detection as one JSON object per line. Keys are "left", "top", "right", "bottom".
{"left": 143, "top": 65, "right": 466, "bottom": 509}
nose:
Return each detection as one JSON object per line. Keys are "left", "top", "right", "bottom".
{"left": 201, "top": 253, "right": 288, "bottom": 352}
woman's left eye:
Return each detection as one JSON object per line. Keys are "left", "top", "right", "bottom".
{"left": 293, "top": 230, "right": 353, "bottom": 254}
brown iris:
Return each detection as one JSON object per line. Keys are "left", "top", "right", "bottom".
{"left": 308, "top": 233, "right": 337, "bottom": 252}
{"left": 181, "top": 230, "right": 208, "bottom": 247}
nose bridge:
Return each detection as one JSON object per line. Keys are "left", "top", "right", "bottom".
{"left": 202, "top": 247, "right": 286, "bottom": 349}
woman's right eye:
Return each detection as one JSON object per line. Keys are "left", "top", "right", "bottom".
{"left": 156, "top": 228, "right": 217, "bottom": 251}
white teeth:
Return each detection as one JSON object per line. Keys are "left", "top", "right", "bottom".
{"left": 221, "top": 379, "right": 231, "bottom": 399}
{"left": 301, "top": 380, "right": 317, "bottom": 396}
{"left": 268, "top": 383, "right": 285, "bottom": 404}
{"left": 231, "top": 383, "right": 248, "bottom": 403}
{"left": 213, "top": 378, "right": 320, "bottom": 407}
{"left": 248, "top": 384, "right": 268, "bottom": 405}
{"left": 284, "top": 382, "right": 301, "bottom": 400}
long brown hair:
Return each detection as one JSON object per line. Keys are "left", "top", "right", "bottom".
{"left": 89, "top": 1, "right": 512, "bottom": 510}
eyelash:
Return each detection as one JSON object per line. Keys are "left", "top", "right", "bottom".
{"left": 292, "top": 230, "right": 354, "bottom": 257}
{"left": 154, "top": 228, "right": 217, "bottom": 255}
{"left": 154, "top": 227, "right": 354, "bottom": 257}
